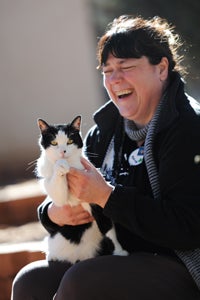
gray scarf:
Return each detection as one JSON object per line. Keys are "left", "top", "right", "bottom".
{"left": 124, "top": 119, "right": 149, "bottom": 142}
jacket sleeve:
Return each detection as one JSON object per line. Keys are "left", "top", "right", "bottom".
{"left": 83, "top": 124, "right": 114, "bottom": 167}
{"left": 83, "top": 125, "right": 104, "bottom": 167}
{"left": 103, "top": 115, "right": 200, "bottom": 251}
{"left": 37, "top": 197, "right": 64, "bottom": 235}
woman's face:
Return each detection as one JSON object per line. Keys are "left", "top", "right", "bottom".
{"left": 102, "top": 53, "right": 168, "bottom": 127}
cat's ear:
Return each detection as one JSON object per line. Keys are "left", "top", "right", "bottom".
{"left": 37, "top": 119, "right": 49, "bottom": 132}
{"left": 71, "top": 116, "right": 81, "bottom": 131}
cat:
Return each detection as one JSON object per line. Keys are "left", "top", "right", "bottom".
{"left": 36, "top": 116, "right": 128, "bottom": 263}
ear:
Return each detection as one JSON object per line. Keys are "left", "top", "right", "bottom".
{"left": 37, "top": 119, "right": 49, "bottom": 132}
{"left": 71, "top": 116, "right": 81, "bottom": 131}
{"left": 159, "top": 57, "right": 169, "bottom": 81}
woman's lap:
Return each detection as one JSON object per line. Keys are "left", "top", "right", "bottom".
{"left": 55, "top": 253, "right": 200, "bottom": 300}
{"left": 12, "top": 253, "right": 200, "bottom": 300}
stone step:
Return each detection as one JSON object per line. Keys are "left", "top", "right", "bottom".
{"left": 0, "top": 179, "right": 45, "bottom": 226}
{"left": 0, "top": 241, "right": 45, "bottom": 300}
{"left": 0, "top": 180, "right": 47, "bottom": 300}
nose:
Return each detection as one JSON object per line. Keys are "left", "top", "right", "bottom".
{"left": 106, "top": 70, "right": 123, "bottom": 85}
{"left": 60, "top": 149, "right": 66, "bottom": 158}
{"left": 60, "top": 149, "right": 66, "bottom": 153}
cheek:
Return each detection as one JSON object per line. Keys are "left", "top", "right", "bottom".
{"left": 103, "top": 76, "right": 107, "bottom": 87}
{"left": 64, "top": 145, "right": 75, "bottom": 155}
{"left": 103, "top": 78, "right": 111, "bottom": 93}
{"left": 104, "top": 81, "right": 115, "bottom": 100}
{"left": 46, "top": 148, "right": 58, "bottom": 162}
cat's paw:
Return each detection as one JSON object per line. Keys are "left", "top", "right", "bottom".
{"left": 55, "top": 159, "right": 69, "bottom": 176}
{"left": 113, "top": 249, "right": 128, "bottom": 256}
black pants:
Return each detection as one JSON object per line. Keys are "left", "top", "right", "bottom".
{"left": 11, "top": 253, "right": 200, "bottom": 300}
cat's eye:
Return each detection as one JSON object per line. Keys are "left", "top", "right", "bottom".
{"left": 51, "top": 140, "right": 58, "bottom": 146}
{"left": 67, "top": 139, "right": 73, "bottom": 145}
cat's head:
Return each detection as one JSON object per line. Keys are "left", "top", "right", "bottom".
{"left": 37, "top": 116, "right": 83, "bottom": 163}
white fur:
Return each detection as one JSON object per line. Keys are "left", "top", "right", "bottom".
{"left": 37, "top": 130, "right": 83, "bottom": 207}
{"left": 37, "top": 126, "right": 128, "bottom": 263}
{"left": 46, "top": 221, "right": 103, "bottom": 262}
{"left": 106, "top": 228, "right": 128, "bottom": 256}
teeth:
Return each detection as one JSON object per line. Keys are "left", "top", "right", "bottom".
{"left": 116, "top": 89, "right": 132, "bottom": 96}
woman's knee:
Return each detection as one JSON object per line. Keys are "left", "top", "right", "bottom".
{"left": 11, "top": 259, "right": 69, "bottom": 300}
{"left": 55, "top": 258, "right": 100, "bottom": 300}
{"left": 11, "top": 261, "right": 39, "bottom": 300}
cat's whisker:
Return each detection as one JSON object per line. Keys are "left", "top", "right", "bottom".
{"left": 26, "top": 159, "right": 37, "bottom": 171}
{"left": 84, "top": 152, "right": 99, "bottom": 158}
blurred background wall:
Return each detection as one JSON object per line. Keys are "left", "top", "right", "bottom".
{"left": 0, "top": 0, "right": 102, "bottom": 185}
{"left": 0, "top": 0, "right": 199, "bottom": 186}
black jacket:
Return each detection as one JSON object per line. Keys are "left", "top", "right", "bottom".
{"left": 39, "top": 73, "right": 200, "bottom": 256}
{"left": 84, "top": 73, "right": 200, "bottom": 253}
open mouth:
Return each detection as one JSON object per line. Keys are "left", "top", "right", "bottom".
{"left": 116, "top": 89, "right": 133, "bottom": 99}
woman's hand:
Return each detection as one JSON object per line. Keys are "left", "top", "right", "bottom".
{"left": 47, "top": 202, "right": 94, "bottom": 226}
{"left": 67, "top": 157, "right": 114, "bottom": 208}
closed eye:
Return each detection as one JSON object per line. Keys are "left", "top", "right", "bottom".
{"left": 102, "top": 65, "right": 136, "bottom": 76}
{"left": 122, "top": 65, "right": 136, "bottom": 70}
{"left": 102, "top": 70, "right": 112, "bottom": 76}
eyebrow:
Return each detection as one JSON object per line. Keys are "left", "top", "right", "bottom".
{"left": 102, "top": 60, "right": 123, "bottom": 69}
{"left": 103, "top": 58, "right": 138, "bottom": 68}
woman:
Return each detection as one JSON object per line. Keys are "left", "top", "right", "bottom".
{"left": 12, "top": 15, "right": 200, "bottom": 299}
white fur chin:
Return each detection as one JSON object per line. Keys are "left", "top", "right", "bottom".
{"left": 46, "top": 221, "right": 103, "bottom": 263}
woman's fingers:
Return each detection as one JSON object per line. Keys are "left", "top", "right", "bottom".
{"left": 80, "top": 156, "right": 94, "bottom": 170}
{"left": 67, "top": 205, "right": 94, "bottom": 225}
{"left": 47, "top": 203, "right": 94, "bottom": 226}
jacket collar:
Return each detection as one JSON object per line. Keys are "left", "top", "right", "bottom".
{"left": 93, "top": 99, "right": 121, "bottom": 134}
{"left": 156, "top": 72, "right": 182, "bottom": 133}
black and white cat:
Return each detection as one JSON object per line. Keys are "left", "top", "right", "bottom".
{"left": 36, "top": 116, "right": 127, "bottom": 263}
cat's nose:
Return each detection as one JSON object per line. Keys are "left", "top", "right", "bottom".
{"left": 60, "top": 150, "right": 66, "bottom": 154}
{"left": 60, "top": 150, "right": 66, "bottom": 158}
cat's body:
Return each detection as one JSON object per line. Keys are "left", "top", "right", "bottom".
{"left": 36, "top": 116, "right": 127, "bottom": 263}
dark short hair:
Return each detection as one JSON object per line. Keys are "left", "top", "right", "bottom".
{"left": 97, "top": 15, "right": 186, "bottom": 76}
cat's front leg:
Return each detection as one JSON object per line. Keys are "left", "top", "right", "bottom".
{"left": 45, "top": 159, "right": 70, "bottom": 207}
{"left": 54, "top": 159, "right": 70, "bottom": 176}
